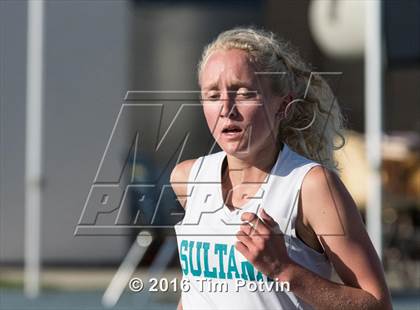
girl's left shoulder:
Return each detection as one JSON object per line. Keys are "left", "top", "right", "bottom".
{"left": 300, "top": 164, "right": 355, "bottom": 236}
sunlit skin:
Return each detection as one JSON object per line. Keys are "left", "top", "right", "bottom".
{"left": 199, "top": 49, "right": 288, "bottom": 205}
{"left": 199, "top": 48, "right": 282, "bottom": 160}
{"left": 172, "top": 48, "right": 392, "bottom": 310}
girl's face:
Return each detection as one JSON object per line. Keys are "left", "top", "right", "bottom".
{"left": 200, "top": 49, "right": 282, "bottom": 158}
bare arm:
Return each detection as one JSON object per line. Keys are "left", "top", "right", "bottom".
{"left": 236, "top": 166, "right": 392, "bottom": 310}
{"left": 170, "top": 159, "right": 197, "bottom": 209}
{"left": 279, "top": 166, "right": 392, "bottom": 309}
{"left": 176, "top": 297, "right": 183, "bottom": 310}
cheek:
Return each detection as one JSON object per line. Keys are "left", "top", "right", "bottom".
{"left": 242, "top": 105, "right": 264, "bottom": 126}
{"left": 202, "top": 104, "right": 220, "bottom": 131}
{"left": 247, "top": 107, "right": 276, "bottom": 136}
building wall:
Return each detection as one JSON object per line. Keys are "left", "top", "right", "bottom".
{"left": 1, "top": 0, "right": 130, "bottom": 264}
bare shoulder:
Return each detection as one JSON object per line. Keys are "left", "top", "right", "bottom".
{"left": 295, "top": 166, "right": 343, "bottom": 251}
{"left": 302, "top": 165, "right": 341, "bottom": 193}
{"left": 170, "top": 158, "right": 198, "bottom": 184}
{"left": 300, "top": 167, "right": 391, "bottom": 305}
{"left": 170, "top": 158, "right": 198, "bottom": 209}
{"left": 300, "top": 165, "right": 355, "bottom": 234}
{"left": 301, "top": 165, "right": 348, "bottom": 209}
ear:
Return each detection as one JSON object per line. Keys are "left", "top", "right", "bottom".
{"left": 276, "top": 93, "right": 295, "bottom": 115}
{"left": 283, "top": 93, "right": 295, "bottom": 104}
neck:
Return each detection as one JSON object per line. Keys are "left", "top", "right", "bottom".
{"left": 222, "top": 141, "right": 283, "bottom": 186}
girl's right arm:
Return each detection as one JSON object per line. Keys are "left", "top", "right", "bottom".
{"left": 176, "top": 297, "right": 183, "bottom": 310}
{"left": 170, "top": 159, "right": 197, "bottom": 209}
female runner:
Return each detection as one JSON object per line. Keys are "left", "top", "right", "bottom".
{"left": 171, "top": 27, "right": 392, "bottom": 310}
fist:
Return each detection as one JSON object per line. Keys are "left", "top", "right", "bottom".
{"left": 235, "top": 208, "right": 293, "bottom": 280}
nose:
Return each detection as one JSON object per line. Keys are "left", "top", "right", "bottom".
{"left": 220, "top": 91, "right": 238, "bottom": 118}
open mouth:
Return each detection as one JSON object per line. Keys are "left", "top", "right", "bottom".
{"left": 222, "top": 125, "right": 243, "bottom": 133}
{"left": 221, "top": 124, "right": 243, "bottom": 138}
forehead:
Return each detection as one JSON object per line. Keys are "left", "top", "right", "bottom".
{"left": 200, "top": 49, "right": 258, "bottom": 88}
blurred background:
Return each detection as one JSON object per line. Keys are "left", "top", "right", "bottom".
{"left": 1, "top": 0, "right": 419, "bottom": 309}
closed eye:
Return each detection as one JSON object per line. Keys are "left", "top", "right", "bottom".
{"left": 237, "top": 89, "right": 258, "bottom": 100}
{"left": 202, "top": 90, "right": 220, "bottom": 101}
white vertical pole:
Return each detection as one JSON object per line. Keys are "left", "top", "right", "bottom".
{"left": 25, "top": 0, "right": 45, "bottom": 298}
{"left": 365, "top": 0, "right": 383, "bottom": 258}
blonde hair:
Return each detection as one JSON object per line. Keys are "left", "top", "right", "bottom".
{"left": 198, "top": 27, "right": 346, "bottom": 171}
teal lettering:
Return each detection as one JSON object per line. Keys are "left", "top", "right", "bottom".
{"left": 214, "top": 243, "right": 227, "bottom": 279}
{"left": 179, "top": 240, "right": 189, "bottom": 275}
{"left": 202, "top": 242, "right": 217, "bottom": 278}
{"left": 189, "top": 241, "right": 202, "bottom": 276}
{"left": 226, "top": 245, "right": 240, "bottom": 279}
{"left": 179, "top": 240, "right": 269, "bottom": 282}
{"left": 240, "top": 261, "right": 256, "bottom": 281}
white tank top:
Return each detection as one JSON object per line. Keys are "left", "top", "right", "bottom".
{"left": 174, "top": 143, "right": 333, "bottom": 310}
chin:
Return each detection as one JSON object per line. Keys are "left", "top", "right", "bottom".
{"left": 219, "top": 142, "right": 252, "bottom": 157}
